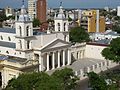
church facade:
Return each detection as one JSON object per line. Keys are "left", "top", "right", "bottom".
{"left": 0, "top": 5, "right": 72, "bottom": 88}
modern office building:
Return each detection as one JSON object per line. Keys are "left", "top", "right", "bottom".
{"left": 36, "top": 0, "right": 47, "bottom": 23}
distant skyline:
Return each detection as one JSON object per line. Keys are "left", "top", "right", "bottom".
{"left": 0, "top": 0, "right": 120, "bottom": 9}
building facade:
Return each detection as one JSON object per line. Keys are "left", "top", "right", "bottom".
{"left": 36, "top": 0, "right": 47, "bottom": 23}
{"left": 117, "top": 6, "right": 120, "bottom": 16}
{"left": 79, "top": 10, "right": 105, "bottom": 33}
{"left": 0, "top": 5, "right": 71, "bottom": 88}
{"left": 28, "top": 0, "right": 37, "bottom": 19}
{"left": 5, "top": 6, "right": 14, "bottom": 17}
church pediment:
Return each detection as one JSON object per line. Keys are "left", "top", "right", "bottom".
{"left": 40, "top": 39, "right": 71, "bottom": 52}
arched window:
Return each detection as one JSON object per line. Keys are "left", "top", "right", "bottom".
{"left": 64, "top": 23, "right": 66, "bottom": 31}
{"left": 27, "top": 41, "right": 30, "bottom": 49}
{"left": 8, "top": 37, "right": 11, "bottom": 41}
{"left": 19, "top": 40, "right": 22, "bottom": 49}
{"left": 64, "top": 35, "right": 66, "bottom": 41}
{"left": 26, "top": 26, "right": 29, "bottom": 36}
{"left": 0, "top": 36, "right": 3, "bottom": 40}
{"left": 58, "top": 23, "right": 60, "bottom": 31}
{"left": 6, "top": 51, "right": 9, "bottom": 54}
{"left": 19, "top": 26, "right": 22, "bottom": 36}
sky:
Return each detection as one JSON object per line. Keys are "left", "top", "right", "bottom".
{"left": 0, "top": 0, "right": 120, "bottom": 9}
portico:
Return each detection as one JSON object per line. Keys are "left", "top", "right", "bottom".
{"left": 35, "top": 39, "right": 71, "bottom": 71}
{"left": 45, "top": 49, "right": 71, "bottom": 71}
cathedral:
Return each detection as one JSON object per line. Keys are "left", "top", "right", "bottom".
{"left": 0, "top": 4, "right": 71, "bottom": 87}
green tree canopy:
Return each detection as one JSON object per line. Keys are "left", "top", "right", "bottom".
{"left": 5, "top": 68, "right": 78, "bottom": 90}
{"left": 52, "top": 68, "right": 79, "bottom": 90}
{"left": 88, "top": 71, "right": 120, "bottom": 90}
{"left": 69, "top": 27, "right": 90, "bottom": 43}
{"left": 0, "top": 14, "right": 7, "bottom": 22}
{"left": 112, "top": 24, "right": 120, "bottom": 34}
{"left": 32, "top": 18, "right": 40, "bottom": 27}
{"left": 102, "top": 37, "right": 120, "bottom": 63}
{"left": 87, "top": 72, "right": 107, "bottom": 90}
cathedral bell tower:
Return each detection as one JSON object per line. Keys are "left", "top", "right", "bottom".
{"left": 15, "top": 0, "right": 33, "bottom": 51}
{"left": 54, "top": 2, "right": 69, "bottom": 42}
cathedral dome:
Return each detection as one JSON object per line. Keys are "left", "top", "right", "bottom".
{"left": 18, "top": 5, "right": 30, "bottom": 22}
{"left": 57, "top": 6, "right": 65, "bottom": 19}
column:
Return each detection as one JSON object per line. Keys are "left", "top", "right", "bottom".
{"left": 57, "top": 51, "right": 60, "bottom": 68}
{"left": 67, "top": 49, "right": 71, "bottom": 65}
{"left": 52, "top": 52, "right": 55, "bottom": 69}
{"left": 46, "top": 53, "right": 50, "bottom": 71}
{"left": 39, "top": 53, "right": 43, "bottom": 71}
{"left": 78, "top": 51, "right": 80, "bottom": 60}
{"left": 83, "top": 50, "right": 85, "bottom": 58}
{"left": 81, "top": 50, "right": 83, "bottom": 59}
{"left": 62, "top": 50, "right": 65, "bottom": 66}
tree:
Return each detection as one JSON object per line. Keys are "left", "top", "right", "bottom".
{"left": 69, "top": 27, "right": 90, "bottom": 43}
{"left": 100, "top": 9, "right": 108, "bottom": 16}
{"left": 87, "top": 72, "right": 107, "bottom": 90}
{"left": 0, "top": 14, "right": 7, "bottom": 22}
{"left": 112, "top": 24, "right": 120, "bottom": 34}
{"left": 5, "top": 72, "right": 51, "bottom": 90}
{"left": 7, "top": 15, "right": 15, "bottom": 20}
{"left": 5, "top": 68, "right": 79, "bottom": 90}
{"left": 32, "top": 18, "right": 40, "bottom": 27}
{"left": 102, "top": 37, "right": 120, "bottom": 63}
{"left": 88, "top": 71, "right": 120, "bottom": 90}
{"left": 52, "top": 68, "right": 79, "bottom": 90}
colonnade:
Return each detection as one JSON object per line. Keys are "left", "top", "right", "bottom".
{"left": 39, "top": 49, "right": 71, "bottom": 71}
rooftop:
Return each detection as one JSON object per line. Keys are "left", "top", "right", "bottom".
{"left": 0, "top": 41, "right": 16, "bottom": 48}
{"left": 0, "top": 28, "right": 16, "bottom": 34}
{"left": 0, "top": 55, "right": 27, "bottom": 64}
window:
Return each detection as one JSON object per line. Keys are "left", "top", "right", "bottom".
{"left": 1, "top": 36, "right": 3, "bottom": 40}
{"left": 19, "top": 40, "right": 22, "bottom": 49}
{"left": 27, "top": 41, "right": 30, "bottom": 49}
{"left": 19, "top": 26, "right": 22, "bottom": 36}
{"left": 8, "top": 37, "right": 11, "bottom": 41}
{"left": 64, "top": 35, "right": 66, "bottom": 41}
{"left": 64, "top": 23, "right": 66, "bottom": 31}
{"left": 58, "top": 23, "right": 60, "bottom": 31}
{"left": 26, "top": 26, "right": 29, "bottom": 36}
{"left": 6, "top": 51, "right": 9, "bottom": 54}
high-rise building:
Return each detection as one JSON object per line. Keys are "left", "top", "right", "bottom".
{"left": 28, "top": 0, "right": 37, "bottom": 19}
{"left": 117, "top": 6, "right": 120, "bottom": 16}
{"left": 36, "top": 0, "right": 47, "bottom": 23}
{"left": 79, "top": 10, "right": 105, "bottom": 33}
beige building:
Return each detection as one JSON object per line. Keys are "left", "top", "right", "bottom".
{"left": 79, "top": 10, "right": 105, "bottom": 33}
{"left": 5, "top": 6, "right": 14, "bottom": 17}
{"left": 28, "top": 0, "right": 37, "bottom": 19}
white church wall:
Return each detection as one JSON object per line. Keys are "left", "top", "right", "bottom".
{"left": 32, "top": 33, "right": 65, "bottom": 49}
{"left": 1, "top": 67, "right": 21, "bottom": 88}
{"left": 85, "top": 44, "right": 106, "bottom": 60}
{"left": 15, "top": 23, "right": 33, "bottom": 37}
{"left": 42, "top": 33, "right": 65, "bottom": 46}
{"left": 0, "top": 46, "right": 26, "bottom": 58}
{"left": 0, "top": 32, "right": 15, "bottom": 43}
